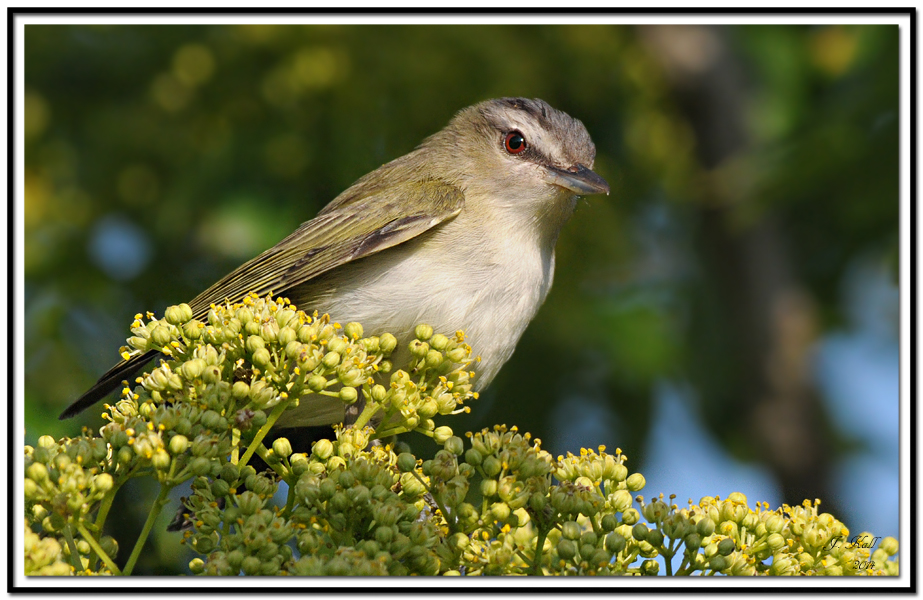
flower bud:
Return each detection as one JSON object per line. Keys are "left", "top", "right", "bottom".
{"left": 766, "top": 532, "right": 786, "bottom": 552}
{"left": 697, "top": 517, "right": 716, "bottom": 537}
{"left": 151, "top": 448, "right": 171, "bottom": 470}
{"left": 605, "top": 532, "right": 626, "bottom": 554}
{"left": 26, "top": 462, "right": 49, "bottom": 483}
{"left": 379, "top": 333, "right": 398, "bottom": 355}
{"left": 278, "top": 326, "right": 296, "bottom": 346}
{"left": 117, "top": 446, "right": 133, "bottom": 466}
{"left": 609, "top": 489, "right": 633, "bottom": 513}
{"left": 190, "top": 456, "right": 212, "bottom": 476}
{"left": 183, "top": 321, "right": 203, "bottom": 340}
{"left": 626, "top": 473, "right": 646, "bottom": 492}
{"left": 727, "top": 491, "right": 747, "bottom": 505}
{"left": 765, "top": 514, "right": 785, "bottom": 534}
{"left": 368, "top": 384, "right": 387, "bottom": 403}
{"left": 709, "top": 555, "right": 729, "bottom": 572}
{"left": 339, "top": 387, "right": 358, "bottom": 404}
{"left": 641, "top": 559, "right": 660, "bottom": 576}
{"left": 246, "top": 335, "right": 266, "bottom": 353}
{"left": 717, "top": 537, "right": 736, "bottom": 556}
{"left": 443, "top": 436, "right": 464, "bottom": 456}
{"left": 769, "top": 556, "right": 795, "bottom": 576}
{"left": 241, "top": 555, "right": 262, "bottom": 575}
{"left": 322, "top": 351, "right": 341, "bottom": 369}
{"left": 482, "top": 456, "right": 501, "bottom": 477}
{"left": 343, "top": 322, "right": 363, "bottom": 340}
{"left": 307, "top": 374, "right": 327, "bottom": 392}
{"left": 236, "top": 491, "right": 264, "bottom": 515}
{"left": 231, "top": 381, "right": 250, "bottom": 400}
{"left": 399, "top": 471, "right": 426, "bottom": 498}
{"left": 165, "top": 304, "right": 189, "bottom": 325}
{"left": 326, "top": 337, "right": 347, "bottom": 355}
{"left": 464, "top": 448, "right": 483, "bottom": 467}
{"left": 643, "top": 500, "right": 668, "bottom": 523}
{"left": 409, "top": 339, "right": 429, "bottom": 360}
{"left": 396, "top": 453, "right": 417, "bottom": 473}
{"left": 272, "top": 437, "right": 293, "bottom": 458}
{"left": 151, "top": 325, "right": 172, "bottom": 347}
{"left": 425, "top": 349, "right": 443, "bottom": 368}
{"left": 189, "top": 557, "right": 206, "bottom": 574}
{"left": 414, "top": 324, "right": 433, "bottom": 341}
{"left": 180, "top": 358, "right": 206, "bottom": 381}
{"left": 622, "top": 508, "right": 640, "bottom": 526}
{"left": 93, "top": 472, "right": 114, "bottom": 494}
{"left": 416, "top": 397, "right": 437, "bottom": 419}
{"left": 433, "top": 426, "right": 454, "bottom": 445}
{"left": 128, "top": 336, "right": 150, "bottom": 351}
{"left": 720, "top": 501, "right": 746, "bottom": 525}
{"left": 23, "top": 478, "right": 38, "bottom": 499}
{"left": 446, "top": 347, "right": 468, "bottom": 363}
{"left": 480, "top": 479, "right": 498, "bottom": 498}
{"left": 252, "top": 348, "right": 272, "bottom": 368}
{"left": 260, "top": 320, "right": 279, "bottom": 342}
{"left": 556, "top": 539, "right": 577, "bottom": 561}
{"left": 489, "top": 502, "right": 511, "bottom": 522}
{"left": 684, "top": 532, "right": 702, "bottom": 551}
{"left": 880, "top": 536, "right": 899, "bottom": 556}
{"left": 425, "top": 332, "right": 447, "bottom": 351}
{"left": 580, "top": 531, "right": 599, "bottom": 550}
{"left": 281, "top": 340, "right": 302, "bottom": 359}
{"left": 632, "top": 523, "right": 649, "bottom": 542}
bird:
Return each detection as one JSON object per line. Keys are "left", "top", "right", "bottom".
{"left": 60, "top": 97, "right": 609, "bottom": 428}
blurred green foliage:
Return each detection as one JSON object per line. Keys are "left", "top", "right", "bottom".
{"left": 24, "top": 23, "right": 898, "bottom": 574}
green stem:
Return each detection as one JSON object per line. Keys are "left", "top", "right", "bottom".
{"left": 283, "top": 481, "right": 297, "bottom": 518}
{"left": 515, "top": 550, "right": 534, "bottom": 572}
{"left": 674, "top": 551, "right": 692, "bottom": 576}
{"left": 254, "top": 445, "right": 290, "bottom": 480}
{"left": 239, "top": 398, "right": 292, "bottom": 468}
{"left": 660, "top": 537, "right": 676, "bottom": 576}
{"left": 532, "top": 526, "right": 549, "bottom": 576}
{"left": 351, "top": 400, "right": 380, "bottom": 430}
{"left": 75, "top": 522, "right": 121, "bottom": 575}
{"left": 370, "top": 425, "right": 410, "bottom": 440}
{"left": 123, "top": 483, "right": 173, "bottom": 576}
{"left": 231, "top": 427, "right": 241, "bottom": 465}
{"left": 94, "top": 484, "right": 120, "bottom": 533}
{"left": 62, "top": 526, "right": 84, "bottom": 573}
{"left": 409, "top": 471, "right": 456, "bottom": 534}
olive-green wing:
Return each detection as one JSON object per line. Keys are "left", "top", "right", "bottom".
{"left": 60, "top": 179, "right": 465, "bottom": 419}
{"left": 186, "top": 179, "right": 463, "bottom": 317}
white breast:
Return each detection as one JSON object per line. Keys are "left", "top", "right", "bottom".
{"left": 282, "top": 191, "right": 574, "bottom": 428}
{"left": 312, "top": 219, "right": 555, "bottom": 387}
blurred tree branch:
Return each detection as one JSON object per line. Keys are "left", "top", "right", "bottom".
{"left": 640, "top": 25, "right": 834, "bottom": 508}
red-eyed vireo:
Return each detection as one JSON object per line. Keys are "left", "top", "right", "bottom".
{"left": 61, "top": 97, "right": 609, "bottom": 427}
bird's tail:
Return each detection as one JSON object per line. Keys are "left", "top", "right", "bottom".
{"left": 58, "top": 351, "right": 158, "bottom": 419}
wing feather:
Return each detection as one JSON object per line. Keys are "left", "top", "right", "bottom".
{"left": 60, "top": 179, "right": 465, "bottom": 419}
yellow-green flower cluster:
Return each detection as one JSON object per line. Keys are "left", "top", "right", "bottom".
{"left": 23, "top": 519, "right": 77, "bottom": 576}
{"left": 623, "top": 493, "right": 900, "bottom": 576}
{"left": 26, "top": 295, "right": 900, "bottom": 577}
{"left": 122, "top": 294, "right": 476, "bottom": 440}
{"left": 24, "top": 435, "right": 120, "bottom": 575}
{"left": 184, "top": 463, "right": 296, "bottom": 575}
{"left": 184, "top": 426, "right": 454, "bottom": 575}
{"left": 24, "top": 295, "right": 477, "bottom": 576}
{"left": 369, "top": 323, "right": 476, "bottom": 436}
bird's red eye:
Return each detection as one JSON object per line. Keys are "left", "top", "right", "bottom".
{"left": 504, "top": 131, "right": 527, "bottom": 154}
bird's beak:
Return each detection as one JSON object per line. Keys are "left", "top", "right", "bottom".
{"left": 544, "top": 164, "right": 610, "bottom": 196}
